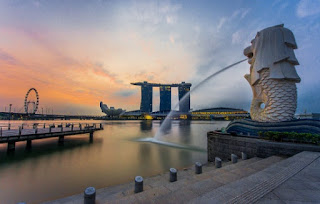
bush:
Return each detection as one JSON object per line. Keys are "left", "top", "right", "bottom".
{"left": 258, "top": 131, "right": 320, "bottom": 145}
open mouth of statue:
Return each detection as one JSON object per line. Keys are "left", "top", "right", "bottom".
{"left": 244, "top": 46, "right": 254, "bottom": 64}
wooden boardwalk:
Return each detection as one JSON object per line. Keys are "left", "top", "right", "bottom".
{"left": 0, "top": 123, "right": 103, "bottom": 152}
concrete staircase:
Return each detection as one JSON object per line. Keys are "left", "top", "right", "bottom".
{"left": 46, "top": 153, "right": 312, "bottom": 204}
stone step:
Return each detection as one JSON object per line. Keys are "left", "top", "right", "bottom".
{"left": 109, "top": 156, "right": 284, "bottom": 203}
{"left": 189, "top": 151, "right": 320, "bottom": 204}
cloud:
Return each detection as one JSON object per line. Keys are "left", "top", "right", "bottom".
{"left": 297, "top": 0, "right": 320, "bottom": 18}
{"left": 92, "top": 62, "right": 117, "bottom": 81}
{"left": 217, "top": 17, "right": 227, "bottom": 31}
{"left": 113, "top": 90, "right": 137, "bottom": 97}
{"left": 232, "top": 31, "right": 242, "bottom": 45}
{"left": 130, "top": 0, "right": 181, "bottom": 26}
{"left": 0, "top": 49, "right": 20, "bottom": 65}
{"left": 217, "top": 8, "right": 250, "bottom": 31}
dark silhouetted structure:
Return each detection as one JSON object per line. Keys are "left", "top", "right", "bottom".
{"left": 178, "top": 82, "right": 191, "bottom": 112}
{"left": 160, "top": 86, "right": 171, "bottom": 112}
{"left": 131, "top": 81, "right": 192, "bottom": 113}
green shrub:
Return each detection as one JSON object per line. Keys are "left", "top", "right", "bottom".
{"left": 258, "top": 131, "right": 320, "bottom": 145}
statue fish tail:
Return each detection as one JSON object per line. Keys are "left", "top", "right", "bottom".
{"left": 250, "top": 69, "right": 297, "bottom": 122}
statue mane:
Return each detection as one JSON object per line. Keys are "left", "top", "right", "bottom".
{"left": 245, "top": 24, "right": 300, "bottom": 85}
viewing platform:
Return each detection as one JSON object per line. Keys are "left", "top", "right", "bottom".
{"left": 0, "top": 122, "right": 103, "bottom": 153}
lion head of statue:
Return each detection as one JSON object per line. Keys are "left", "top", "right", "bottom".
{"left": 243, "top": 24, "right": 301, "bottom": 86}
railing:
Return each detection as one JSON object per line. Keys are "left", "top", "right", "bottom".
{"left": 0, "top": 123, "right": 103, "bottom": 137}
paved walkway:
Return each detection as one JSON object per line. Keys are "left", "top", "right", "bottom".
{"left": 257, "top": 154, "right": 320, "bottom": 204}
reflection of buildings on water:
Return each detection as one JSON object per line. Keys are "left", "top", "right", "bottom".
{"left": 140, "top": 120, "right": 153, "bottom": 131}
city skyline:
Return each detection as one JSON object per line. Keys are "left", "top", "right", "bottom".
{"left": 1, "top": 0, "right": 320, "bottom": 115}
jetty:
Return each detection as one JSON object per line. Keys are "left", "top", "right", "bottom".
{"left": 0, "top": 122, "right": 103, "bottom": 153}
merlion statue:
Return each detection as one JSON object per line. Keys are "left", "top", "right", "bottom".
{"left": 244, "top": 24, "right": 300, "bottom": 122}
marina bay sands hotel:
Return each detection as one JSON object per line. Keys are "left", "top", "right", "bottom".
{"left": 131, "top": 81, "right": 192, "bottom": 113}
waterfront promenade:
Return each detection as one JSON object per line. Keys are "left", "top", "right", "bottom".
{"left": 45, "top": 151, "right": 320, "bottom": 203}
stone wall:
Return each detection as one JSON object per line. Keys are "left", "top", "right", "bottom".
{"left": 207, "top": 131, "right": 320, "bottom": 162}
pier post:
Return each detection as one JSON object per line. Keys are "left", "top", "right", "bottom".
{"left": 26, "top": 140, "right": 32, "bottom": 150}
{"left": 100, "top": 123, "right": 102, "bottom": 129}
{"left": 71, "top": 124, "right": 74, "bottom": 131}
{"left": 195, "top": 162, "right": 202, "bottom": 174}
{"left": 134, "top": 176, "right": 143, "bottom": 193}
{"left": 169, "top": 168, "right": 177, "bottom": 182}
{"left": 89, "top": 132, "right": 93, "bottom": 142}
{"left": 8, "top": 124, "right": 11, "bottom": 130}
{"left": 0, "top": 127, "right": 2, "bottom": 137}
{"left": 35, "top": 128, "right": 38, "bottom": 134}
{"left": 19, "top": 127, "right": 21, "bottom": 136}
{"left": 7, "top": 141, "right": 15, "bottom": 153}
{"left": 43, "top": 123, "right": 45, "bottom": 129}
{"left": 84, "top": 187, "right": 96, "bottom": 204}
{"left": 80, "top": 123, "right": 82, "bottom": 130}
{"left": 49, "top": 126, "right": 52, "bottom": 133}
{"left": 58, "top": 136, "right": 64, "bottom": 146}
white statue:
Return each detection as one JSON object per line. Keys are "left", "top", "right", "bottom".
{"left": 244, "top": 24, "right": 300, "bottom": 122}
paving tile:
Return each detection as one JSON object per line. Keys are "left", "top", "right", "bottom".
{"left": 186, "top": 179, "right": 223, "bottom": 195}
{"left": 154, "top": 188, "right": 198, "bottom": 204}
{"left": 283, "top": 201, "right": 319, "bottom": 204}
{"left": 272, "top": 188, "right": 307, "bottom": 202}
{"left": 295, "top": 189, "right": 320, "bottom": 202}
{"left": 211, "top": 172, "right": 241, "bottom": 184}
{"left": 255, "top": 198, "right": 286, "bottom": 204}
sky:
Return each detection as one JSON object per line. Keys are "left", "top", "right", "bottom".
{"left": 0, "top": 0, "right": 320, "bottom": 115}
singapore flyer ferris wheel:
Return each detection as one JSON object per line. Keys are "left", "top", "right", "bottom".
{"left": 24, "top": 88, "right": 39, "bottom": 114}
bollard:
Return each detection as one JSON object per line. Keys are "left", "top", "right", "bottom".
{"left": 71, "top": 124, "right": 74, "bottom": 131}
{"left": 43, "top": 123, "right": 45, "bottom": 128}
{"left": 215, "top": 157, "right": 222, "bottom": 168}
{"left": 169, "top": 168, "right": 177, "bottom": 182}
{"left": 21, "top": 124, "right": 24, "bottom": 129}
{"left": 35, "top": 128, "right": 38, "bottom": 134}
{"left": 241, "top": 152, "right": 248, "bottom": 160}
{"left": 84, "top": 187, "right": 96, "bottom": 204}
{"left": 80, "top": 124, "right": 82, "bottom": 130}
{"left": 19, "top": 127, "right": 21, "bottom": 136}
{"left": 61, "top": 126, "right": 63, "bottom": 132}
{"left": 8, "top": 124, "right": 10, "bottom": 130}
{"left": 231, "top": 154, "right": 238, "bottom": 163}
{"left": 134, "top": 176, "right": 143, "bottom": 193}
{"left": 49, "top": 127, "right": 52, "bottom": 133}
{"left": 0, "top": 127, "right": 2, "bottom": 137}
{"left": 195, "top": 162, "right": 202, "bottom": 174}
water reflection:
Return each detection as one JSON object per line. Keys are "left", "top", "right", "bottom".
{"left": 140, "top": 120, "right": 153, "bottom": 131}
{"left": 0, "top": 120, "right": 229, "bottom": 204}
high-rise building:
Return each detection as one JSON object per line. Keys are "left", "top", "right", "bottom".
{"left": 178, "top": 82, "right": 191, "bottom": 112}
{"left": 140, "top": 81, "right": 153, "bottom": 113}
{"left": 160, "top": 86, "right": 171, "bottom": 112}
{"left": 131, "top": 81, "right": 191, "bottom": 113}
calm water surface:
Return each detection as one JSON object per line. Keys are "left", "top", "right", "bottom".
{"left": 0, "top": 120, "right": 229, "bottom": 204}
